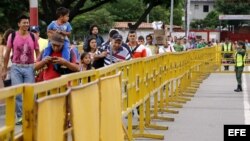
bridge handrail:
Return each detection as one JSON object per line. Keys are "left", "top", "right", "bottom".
{"left": 0, "top": 46, "right": 218, "bottom": 141}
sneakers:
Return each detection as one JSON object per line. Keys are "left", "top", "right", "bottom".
{"left": 16, "top": 117, "right": 22, "bottom": 125}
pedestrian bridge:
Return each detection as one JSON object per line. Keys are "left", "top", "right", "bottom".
{"left": 0, "top": 47, "right": 249, "bottom": 141}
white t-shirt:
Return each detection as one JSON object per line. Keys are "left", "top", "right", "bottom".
{"left": 158, "top": 45, "right": 175, "bottom": 54}
{"left": 145, "top": 46, "right": 152, "bottom": 56}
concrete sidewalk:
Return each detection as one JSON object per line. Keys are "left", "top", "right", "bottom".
{"left": 135, "top": 73, "right": 250, "bottom": 141}
{"left": 0, "top": 73, "right": 249, "bottom": 140}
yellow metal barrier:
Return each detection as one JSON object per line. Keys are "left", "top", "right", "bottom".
{"left": 99, "top": 73, "right": 123, "bottom": 141}
{"left": 23, "top": 77, "right": 69, "bottom": 141}
{"left": 215, "top": 46, "right": 250, "bottom": 73}
{"left": 0, "top": 47, "right": 218, "bottom": 141}
{"left": 70, "top": 80, "right": 100, "bottom": 141}
{"left": 62, "top": 69, "right": 97, "bottom": 86}
{"left": 0, "top": 85, "right": 23, "bottom": 141}
{"left": 36, "top": 89, "right": 70, "bottom": 141}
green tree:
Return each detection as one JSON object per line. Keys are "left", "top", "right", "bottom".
{"left": 0, "top": 0, "right": 29, "bottom": 31}
{"left": 0, "top": 0, "right": 115, "bottom": 32}
{"left": 190, "top": 19, "right": 204, "bottom": 29}
{"left": 105, "top": 0, "right": 144, "bottom": 21}
{"left": 40, "top": 0, "right": 116, "bottom": 24}
{"left": 203, "top": 11, "right": 220, "bottom": 29}
{"left": 215, "top": 0, "right": 250, "bottom": 14}
{"left": 71, "top": 8, "right": 115, "bottom": 41}
{"left": 0, "top": 0, "right": 182, "bottom": 34}
{"left": 106, "top": 0, "right": 174, "bottom": 25}
{"left": 128, "top": 0, "right": 181, "bottom": 30}
{"left": 190, "top": 11, "right": 219, "bottom": 29}
{"left": 173, "top": 4, "right": 183, "bottom": 26}
{"left": 150, "top": 4, "right": 183, "bottom": 26}
{"left": 215, "top": 0, "right": 250, "bottom": 27}
{"left": 149, "top": 6, "right": 170, "bottom": 24}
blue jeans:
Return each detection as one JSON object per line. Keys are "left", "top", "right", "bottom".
{"left": 10, "top": 64, "right": 35, "bottom": 118}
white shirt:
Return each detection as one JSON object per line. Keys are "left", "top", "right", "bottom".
{"left": 145, "top": 46, "right": 152, "bottom": 56}
{"left": 158, "top": 45, "right": 175, "bottom": 54}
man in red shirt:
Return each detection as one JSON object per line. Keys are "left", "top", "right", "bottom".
{"left": 35, "top": 33, "right": 79, "bottom": 80}
{"left": 127, "top": 30, "right": 147, "bottom": 58}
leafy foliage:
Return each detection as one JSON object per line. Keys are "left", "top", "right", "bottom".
{"left": 126, "top": 0, "right": 182, "bottom": 30}
{"left": 149, "top": 6, "right": 170, "bottom": 24}
{"left": 0, "top": 0, "right": 29, "bottom": 31}
{"left": 0, "top": 0, "right": 183, "bottom": 35}
{"left": 215, "top": 0, "right": 250, "bottom": 14}
{"left": 190, "top": 11, "right": 220, "bottom": 29}
{"left": 71, "top": 8, "right": 115, "bottom": 41}
{"left": 215, "top": 0, "right": 250, "bottom": 27}
{"left": 173, "top": 3, "right": 183, "bottom": 26}
{"left": 105, "top": 0, "right": 144, "bottom": 22}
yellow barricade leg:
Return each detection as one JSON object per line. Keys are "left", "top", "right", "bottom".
{"left": 168, "top": 80, "right": 183, "bottom": 108}
{"left": 151, "top": 90, "right": 174, "bottom": 122}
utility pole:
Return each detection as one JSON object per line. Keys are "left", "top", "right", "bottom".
{"left": 186, "top": 0, "right": 190, "bottom": 38}
{"left": 170, "top": 0, "right": 174, "bottom": 36}
{"left": 185, "top": 0, "right": 187, "bottom": 37}
{"left": 147, "top": 3, "right": 149, "bottom": 23}
{"left": 29, "top": 0, "right": 38, "bottom": 26}
{"left": 185, "top": 0, "right": 191, "bottom": 37}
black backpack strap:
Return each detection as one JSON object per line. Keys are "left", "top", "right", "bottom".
{"left": 11, "top": 32, "right": 35, "bottom": 47}
{"left": 29, "top": 32, "right": 35, "bottom": 42}
{"left": 11, "top": 31, "right": 16, "bottom": 48}
{"left": 131, "top": 44, "right": 140, "bottom": 55}
{"left": 10, "top": 32, "right": 16, "bottom": 61}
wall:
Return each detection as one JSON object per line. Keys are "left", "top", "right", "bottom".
{"left": 221, "top": 31, "right": 250, "bottom": 42}
{"left": 190, "top": 1, "right": 215, "bottom": 21}
{"left": 172, "top": 30, "right": 220, "bottom": 42}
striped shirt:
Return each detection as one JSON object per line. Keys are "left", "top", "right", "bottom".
{"left": 99, "top": 44, "right": 131, "bottom": 66}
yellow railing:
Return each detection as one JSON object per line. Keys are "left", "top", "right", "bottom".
{"left": 215, "top": 45, "right": 250, "bottom": 73}
{"left": 0, "top": 47, "right": 217, "bottom": 141}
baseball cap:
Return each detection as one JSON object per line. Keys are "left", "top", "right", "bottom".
{"left": 30, "top": 26, "right": 40, "bottom": 33}
{"left": 112, "top": 34, "right": 123, "bottom": 41}
{"left": 50, "top": 33, "right": 64, "bottom": 46}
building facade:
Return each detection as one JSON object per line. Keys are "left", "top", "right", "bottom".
{"left": 190, "top": 0, "right": 215, "bottom": 21}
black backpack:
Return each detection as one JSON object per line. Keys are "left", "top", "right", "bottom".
{"left": 11, "top": 31, "right": 35, "bottom": 47}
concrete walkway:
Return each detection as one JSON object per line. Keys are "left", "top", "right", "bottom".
{"left": 135, "top": 73, "right": 250, "bottom": 141}
{"left": 0, "top": 73, "right": 249, "bottom": 140}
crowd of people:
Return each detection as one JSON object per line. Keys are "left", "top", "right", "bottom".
{"left": 0, "top": 7, "right": 249, "bottom": 125}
